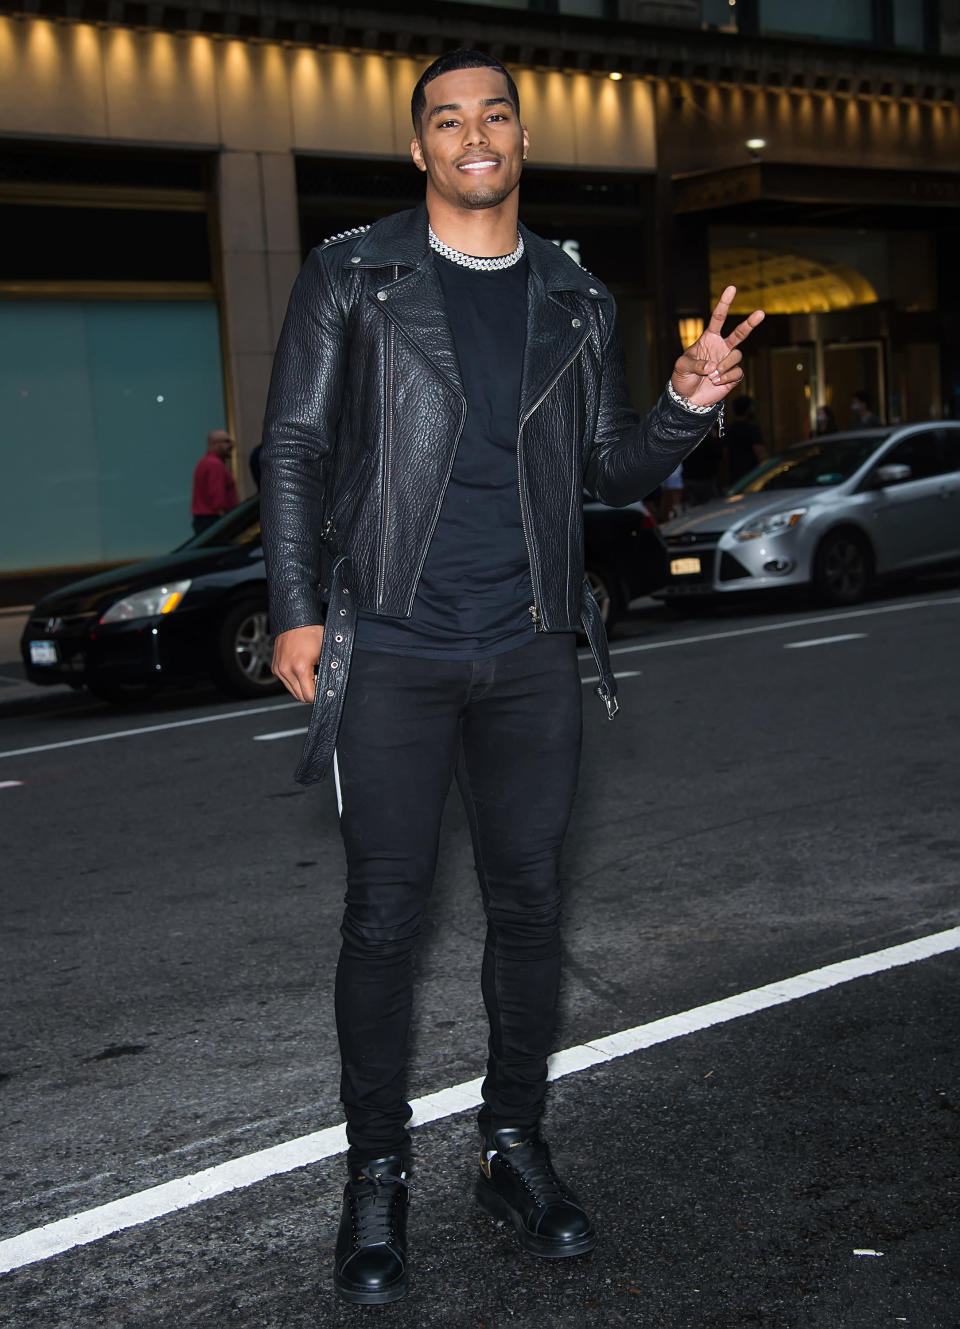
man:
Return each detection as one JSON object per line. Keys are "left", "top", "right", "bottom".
{"left": 682, "top": 421, "right": 723, "bottom": 506}
{"left": 260, "top": 49, "right": 762, "bottom": 1306}
{"left": 850, "top": 389, "right": 882, "bottom": 427}
{"left": 190, "top": 429, "right": 238, "bottom": 535}
{"left": 724, "top": 394, "right": 767, "bottom": 484}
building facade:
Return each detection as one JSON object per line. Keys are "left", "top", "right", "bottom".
{"left": 2, "top": 0, "right": 959, "bottom": 585}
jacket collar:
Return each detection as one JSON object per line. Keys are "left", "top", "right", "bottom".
{"left": 349, "top": 201, "right": 600, "bottom": 417}
{"left": 347, "top": 202, "right": 602, "bottom": 298}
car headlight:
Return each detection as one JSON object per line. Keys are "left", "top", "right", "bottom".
{"left": 734, "top": 509, "right": 807, "bottom": 542}
{"left": 99, "top": 579, "right": 191, "bottom": 624}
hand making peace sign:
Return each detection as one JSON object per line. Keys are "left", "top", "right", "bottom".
{"left": 671, "top": 285, "right": 765, "bottom": 409}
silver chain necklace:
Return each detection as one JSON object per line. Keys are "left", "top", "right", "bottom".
{"left": 428, "top": 224, "right": 524, "bottom": 272}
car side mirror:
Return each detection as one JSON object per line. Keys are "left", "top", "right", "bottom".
{"left": 873, "top": 462, "right": 912, "bottom": 487}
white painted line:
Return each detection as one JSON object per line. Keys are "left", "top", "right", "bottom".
{"left": 0, "top": 779, "right": 24, "bottom": 788}
{"left": 333, "top": 749, "right": 343, "bottom": 818}
{"left": 1, "top": 923, "right": 957, "bottom": 1276}
{"left": 607, "top": 594, "right": 960, "bottom": 660}
{"left": 784, "top": 633, "right": 867, "bottom": 650}
{"left": 253, "top": 727, "right": 308, "bottom": 742}
{"left": 580, "top": 670, "right": 641, "bottom": 685}
{"left": 0, "top": 701, "right": 303, "bottom": 762}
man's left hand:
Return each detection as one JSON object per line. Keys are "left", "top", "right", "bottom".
{"left": 671, "top": 285, "right": 764, "bottom": 408}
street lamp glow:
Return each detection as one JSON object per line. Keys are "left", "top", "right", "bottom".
{"left": 608, "top": 71, "right": 623, "bottom": 81}
{"left": 745, "top": 137, "right": 767, "bottom": 151}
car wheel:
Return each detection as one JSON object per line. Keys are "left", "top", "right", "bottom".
{"left": 212, "top": 599, "right": 281, "bottom": 698}
{"left": 586, "top": 566, "right": 625, "bottom": 633}
{"left": 812, "top": 530, "right": 873, "bottom": 606}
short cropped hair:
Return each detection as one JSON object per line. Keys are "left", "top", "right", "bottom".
{"left": 411, "top": 48, "right": 520, "bottom": 135}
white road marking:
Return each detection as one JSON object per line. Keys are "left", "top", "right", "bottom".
{"left": 784, "top": 633, "right": 867, "bottom": 650}
{"left": 1, "top": 924, "right": 957, "bottom": 1275}
{"left": 333, "top": 749, "right": 343, "bottom": 817}
{"left": 607, "top": 594, "right": 960, "bottom": 660}
{"left": 580, "top": 670, "right": 641, "bottom": 685}
{"left": 0, "top": 779, "right": 24, "bottom": 788}
{"left": 4, "top": 595, "right": 957, "bottom": 764}
{"left": 0, "top": 701, "right": 303, "bottom": 762}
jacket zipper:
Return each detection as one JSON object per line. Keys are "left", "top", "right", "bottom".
{"left": 376, "top": 267, "right": 399, "bottom": 606}
{"left": 517, "top": 330, "right": 591, "bottom": 631}
{"left": 517, "top": 426, "right": 542, "bottom": 630}
{"left": 403, "top": 396, "right": 467, "bottom": 615}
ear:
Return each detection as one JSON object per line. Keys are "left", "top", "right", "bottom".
{"left": 522, "top": 125, "right": 530, "bottom": 162}
{"left": 410, "top": 136, "right": 427, "bottom": 173}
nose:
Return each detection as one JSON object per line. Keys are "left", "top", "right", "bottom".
{"left": 462, "top": 117, "right": 490, "bottom": 148}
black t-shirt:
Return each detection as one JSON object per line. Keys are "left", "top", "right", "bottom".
{"left": 355, "top": 252, "right": 534, "bottom": 658}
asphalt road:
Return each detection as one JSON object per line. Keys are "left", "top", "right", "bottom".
{"left": 1, "top": 586, "right": 959, "bottom": 1328}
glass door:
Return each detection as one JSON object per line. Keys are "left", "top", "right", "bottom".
{"left": 823, "top": 341, "right": 886, "bottom": 429}
{"left": 768, "top": 345, "right": 817, "bottom": 449}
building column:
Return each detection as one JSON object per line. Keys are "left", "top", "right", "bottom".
{"left": 216, "top": 150, "right": 301, "bottom": 496}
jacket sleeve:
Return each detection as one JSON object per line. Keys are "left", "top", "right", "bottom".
{"left": 259, "top": 248, "right": 348, "bottom": 633}
{"left": 582, "top": 307, "right": 721, "bottom": 507}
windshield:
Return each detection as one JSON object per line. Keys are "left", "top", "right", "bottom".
{"left": 729, "top": 434, "right": 891, "bottom": 495}
{"left": 178, "top": 498, "right": 261, "bottom": 549}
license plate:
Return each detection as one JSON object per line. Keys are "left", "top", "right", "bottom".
{"left": 29, "top": 640, "right": 59, "bottom": 666}
{"left": 670, "top": 557, "right": 702, "bottom": 576}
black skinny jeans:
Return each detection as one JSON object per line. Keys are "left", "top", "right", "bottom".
{"left": 332, "top": 633, "right": 582, "bottom": 1162}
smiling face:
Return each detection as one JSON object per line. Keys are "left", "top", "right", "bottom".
{"left": 410, "top": 66, "right": 528, "bottom": 213}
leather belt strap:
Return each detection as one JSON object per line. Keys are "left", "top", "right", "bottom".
{"left": 579, "top": 576, "right": 619, "bottom": 720}
{"left": 294, "top": 550, "right": 357, "bottom": 785}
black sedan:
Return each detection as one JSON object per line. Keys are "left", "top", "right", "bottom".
{"left": 21, "top": 501, "right": 274, "bottom": 703}
{"left": 21, "top": 496, "right": 667, "bottom": 702}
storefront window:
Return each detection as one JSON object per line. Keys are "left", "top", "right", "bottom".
{"left": 1, "top": 301, "right": 227, "bottom": 571}
{"left": 893, "top": 0, "right": 926, "bottom": 49}
{"left": 758, "top": 0, "right": 873, "bottom": 43}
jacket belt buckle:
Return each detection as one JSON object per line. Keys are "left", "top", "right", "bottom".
{"left": 596, "top": 683, "right": 619, "bottom": 720}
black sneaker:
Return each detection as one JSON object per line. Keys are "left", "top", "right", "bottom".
{"left": 333, "top": 1155, "right": 409, "bottom": 1304}
{"left": 475, "top": 1127, "right": 596, "bottom": 1259}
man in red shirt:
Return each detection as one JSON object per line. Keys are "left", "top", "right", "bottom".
{"left": 191, "top": 429, "right": 239, "bottom": 535}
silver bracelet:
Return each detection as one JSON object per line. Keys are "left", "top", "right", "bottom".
{"left": 666, "top": 379, "right": 716, "bottom": 415}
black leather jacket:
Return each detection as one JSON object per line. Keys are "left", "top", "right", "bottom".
{"left": 260, "top": 205, "right": 718, "bottom": 779}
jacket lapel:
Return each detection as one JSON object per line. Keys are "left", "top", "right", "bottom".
{"left": 350, "top": 204, "right": 464, "bottom": 400}
{"left": 348, "top": 206, "right": 597, "bottom": 416}
{"left": 519, "top": 266, "right": 590, "bottom": 426}
{"left": 373, "top": 262, "right": 465, "bottom": 401}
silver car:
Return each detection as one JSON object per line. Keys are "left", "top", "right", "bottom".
{"left": 656, "top": 423, "right": 960, "bottom": 606}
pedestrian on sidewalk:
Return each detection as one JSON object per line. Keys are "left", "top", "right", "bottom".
{"left": 190, "top": 429, "right": 238, "bottom": 535}
{"left": 659, "top": 462, "right": 685, "bottom": 521}
{"left": 683, "top": 420, "right": 723, "bottom": 505}
{"left": 259, "top": 47, "right": 763, "bottom": 1307}
{"left": 724, "top": 394, "right": 768, "bottom": 484}
{"left": 815, "top": 404, "right": 838, "bottom": 436}
{"left": 850, "top": 389, "right": 882, "bottom": 427}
